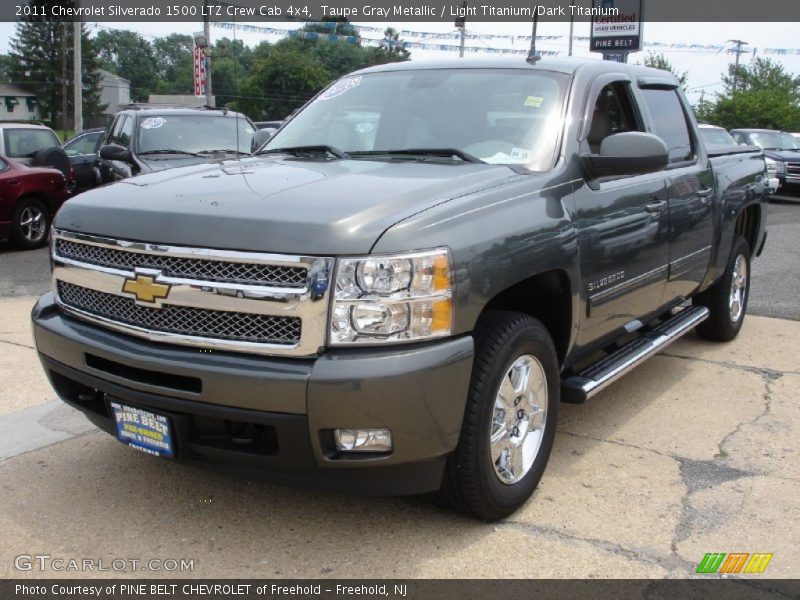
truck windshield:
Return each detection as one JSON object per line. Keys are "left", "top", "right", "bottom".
{"left": 749, "top": 131, "right": 799, "bottom": 151}
{"left": 136, "top": 115, "right": 256, "bottom": 155}
{"left": 264, "top": 68, "right": 569, "bottom": 170}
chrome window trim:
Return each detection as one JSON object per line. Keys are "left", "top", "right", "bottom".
{"left": 51, "top": 229, "right": 333, "bottom": 357}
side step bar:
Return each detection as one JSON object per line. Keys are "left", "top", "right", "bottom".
{"left": 561, "top": 306, "right": 709, "bottom": 404}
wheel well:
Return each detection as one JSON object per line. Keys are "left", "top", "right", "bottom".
{"left": 735, "top": 203, "right": 759, "bottom": 252}
{"left": 482, "top": 270, "right": 571, "bottom": 364}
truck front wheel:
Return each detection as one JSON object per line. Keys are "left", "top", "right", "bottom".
{"left": 441, "top": 311, "right": 559, "bottom": 521}
{"left": 693, "top": 235, "right": 751, "bottom": 342}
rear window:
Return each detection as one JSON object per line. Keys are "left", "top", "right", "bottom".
{"left": 3, "top": 128, "right": 60, "bottom": 158}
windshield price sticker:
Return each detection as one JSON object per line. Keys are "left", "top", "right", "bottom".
{"left": 141, "top": 117, "right": 166, "bottom": 129}
{"left": 319, "top": 76, "right": 362, "bottom": 101}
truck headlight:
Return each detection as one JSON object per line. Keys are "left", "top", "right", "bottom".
{"left": 765, "top": 158, "right": 785, "bottom": 175}
{"left": 330, "top": 248, "right": 453, "bottom": 345}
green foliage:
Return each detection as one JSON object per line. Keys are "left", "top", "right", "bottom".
{"left": 5, "top": 17, "right": 410, "bottom": 123}
{"left": 641, "top": 52, "right": 688, "bottom": 88}
{"left": 702, "top": 58, "right": 800, "bottom": 131}
{"left": 8, "top": 0, "right": 105, "bottom": 127}
{"left": 152, "top": 34, "right": 194, "bottom": 95}
{"left": 95, "top": 29, "right": 159, "bottom": 102}
{"left": 0, "top": 54, "right": 14, "bottom": 81}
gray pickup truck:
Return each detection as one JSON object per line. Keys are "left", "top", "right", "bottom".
{"left": 32, "top": 58, "right": 767, "bottom": 520}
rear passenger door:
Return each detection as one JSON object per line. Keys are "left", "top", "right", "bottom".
{"left": 573, "top": 77, "right": 671, "bottom": 348}
{"left": 637, "top": 85, "right": 715, "bottom": 300}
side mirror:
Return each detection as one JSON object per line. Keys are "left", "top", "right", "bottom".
{"left": 252, "top": 128, "right": 276, "bottom": 152}
{"left": 582, "top": 132, "right": 669, "bottom": 179}
{"left": 99, "top": 143, "right": 131, "bottom": 163}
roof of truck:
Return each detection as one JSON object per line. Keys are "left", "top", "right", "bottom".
{"left": 353, "top": 56, "right": 679, "bottom": 83}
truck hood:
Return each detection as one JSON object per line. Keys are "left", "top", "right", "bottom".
{"left": 762, "top": 149, "right": 800, "bottom": 162}
{"left": 55, "top": 156, "right": 520, "bottom": 254}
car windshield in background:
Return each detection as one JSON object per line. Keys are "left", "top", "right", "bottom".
{"left": 3, "top": 128, "right": 60, "bottom": 158}
{"left": 699, "top": 128, "right": 735, "bottom": 145}
{"left": 749, "top": 131, "right": 800, "bottom": 150}
{"left": 264, "top": 68, "right": 569, "bottom": 170}
{"left": 136, "top": 115, "right": 255, "bottom": 156}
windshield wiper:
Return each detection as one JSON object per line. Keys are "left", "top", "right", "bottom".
{"left": 258, "top": 145, "right": 349, "bottom": 159}
{"left": 348, "top": 148, "right": 484, "bottom": 163}
{"left": 139, "top": 149, "right": 204, "bottom": 157}
{"left": 198, "top": 149, "right": 250, "bottom": 155}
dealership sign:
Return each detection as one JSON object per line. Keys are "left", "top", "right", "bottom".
{"left": 590, "top": 0, "right": 644, "bottom": 54}
{"left": 193, "top": 45, "right": 207, "bottom": 97}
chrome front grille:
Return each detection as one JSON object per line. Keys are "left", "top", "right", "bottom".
{"left": 58, "top": 281, "right": 302, "bottom": 345}
{"left": 51, "top": 230, "right": 333, "bottom": 356}
{"left": 55, "top": 238, "right": 307, "bottom": 287}
{"left": 787, "top": 162, "right": 800, "bottom": 175}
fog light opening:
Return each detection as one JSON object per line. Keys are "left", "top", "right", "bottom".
{"left": 334, "top": 428, "right": 392, "bottom": 453}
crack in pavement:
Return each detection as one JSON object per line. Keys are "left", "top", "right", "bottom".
{"left": 0, "top": 338, "right": 34, "bottom": 351}
{"left": 500, "top": 519, "right": 695, "bottom": 575}
{"left": 660, "top": 351, "right": 795, "bottom": 378}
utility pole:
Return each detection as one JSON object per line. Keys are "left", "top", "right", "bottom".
{"left": 454, "top": 1, "right": 466, "bottom": 58}
{"left": 61, "top": 23, "right": 68, "bottom": 132}
{"left": 73, "top": 18, "right": 83, "bottom": 134}
{"left": 568, "top": 13, "right": 574, "bottom": 56}
{"left": 203, "top": 0, "right": 212, "bottom": 105}
{"left": 728, "top": 39, "right": 749, "bottom": 98}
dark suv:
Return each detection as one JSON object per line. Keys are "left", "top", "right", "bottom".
{"left": 730, "top": 128, "right": 800, "bottom": 191}
{"left": 96, "top": 104, "right": 258, "bottom": 184}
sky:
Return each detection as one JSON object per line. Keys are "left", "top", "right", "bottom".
{"left": 1, "top": 20, "right": 798, "bottom": 101}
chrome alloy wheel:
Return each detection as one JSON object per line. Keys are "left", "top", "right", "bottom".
{"left": 19, "top": 205, "right": 46, "bottom": 243}
{"left": 490, "top": 354, "right": 548, "bottom": 485}
{"left": 729, "top": 254, "right": 748, "bottom": 323}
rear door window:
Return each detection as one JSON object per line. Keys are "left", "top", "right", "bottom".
{"left": 640, "top": 89, "right": 694, "bottom": 164}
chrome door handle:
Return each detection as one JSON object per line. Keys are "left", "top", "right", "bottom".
{"left": 645, "top": 200, "right": 667, "bottom": 213}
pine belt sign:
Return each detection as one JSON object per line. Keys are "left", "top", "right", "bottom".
{"left": 193, "top": 45, "right": 207, "bottom": 97}
{"left": 590, "top": 0, "right": 644, "bottom": 55}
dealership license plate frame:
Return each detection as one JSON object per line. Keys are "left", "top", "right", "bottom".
{"left": 109, "top": 399, "right": 176, "bottom": 459}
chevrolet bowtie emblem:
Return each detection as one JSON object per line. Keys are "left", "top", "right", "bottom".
{"left": 122, "top": 274, "right": 171, "bottom": 304}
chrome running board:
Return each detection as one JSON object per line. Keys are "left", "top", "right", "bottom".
{"left": 561, "top": 306, "right": 709, "bottom": 404}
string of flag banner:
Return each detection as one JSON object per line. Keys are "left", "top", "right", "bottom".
{"left": 212, "top": 22, "right": 800, "bottom": 57}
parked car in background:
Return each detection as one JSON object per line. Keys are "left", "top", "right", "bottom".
{"left": 697, "top": 123, "right": 736, "bottom": 146}
{"left": 255, "top": 120, "right": 283, "bottom": 130}
{"left": 731, "top": 128, "right": 800, "bottom": 192}
{"left": 62, "top": 128, "right": 105, "bottom": 193}
{"left": 96, "top": 105, "right": 258, "bottom": 184}
{"left": 0, "top": 155, "right": 70, "bottom": 249}
{"left": 699, "top": 125, "right": 778, "bottom": 194}
{"left": 0, "top": 122, "right": 75, "bottom": 191}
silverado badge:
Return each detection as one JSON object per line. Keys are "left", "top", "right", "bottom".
{"left": 122, "top": 273, "right": 171, "bottom": 304}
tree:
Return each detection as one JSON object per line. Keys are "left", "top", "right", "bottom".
{"left": 703, "top": 57, "right": 800, "bottom": 130}
{"left": 641, "top": 52, "right": 688, "bottom": 88}
{"left": 0, "top": 54, "right": 14, "bottom": 81}
{"left": 209, "top": 38, "right": 254, "bottom": 110}
{"left": 8, "top": 0, "right": 104, "bottom": 127}
{"left": 153, "top": 34, "right": 194, "bottom": 95}
{"left": 238, "top": 44, "right": 329, "bottom": 120}
{"left": 94, "top": 29, "right": 159, "bottom": 102}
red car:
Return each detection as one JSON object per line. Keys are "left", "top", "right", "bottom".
{"left": 0, "top": 154, "right": 70, "bottom": 249}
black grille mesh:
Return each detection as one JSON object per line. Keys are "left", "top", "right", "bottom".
{"left": 57, "top": 281, "right": 301, "bottom": 345}
{"left": 55, "top": 239, "right": 307, "bottom": 287}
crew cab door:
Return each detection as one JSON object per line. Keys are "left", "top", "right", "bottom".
{"left": 573, "top": 78, "right": 671, "bottom": 347}
{"left": 637, "top": 85, "right": 715, "bottom": 300}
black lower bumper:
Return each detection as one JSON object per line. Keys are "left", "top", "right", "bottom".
{"left": 32, "top": 294, "right": 474, "bottom": 496}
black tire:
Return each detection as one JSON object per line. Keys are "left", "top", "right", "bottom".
{"left": 11, "top": 197, "right": 50, "bottom": 250}
{"left": 440, "top": 311, "right": 559, "bottom": 521}
{"left": 693, "top": 235, "right": 751, "bottom": 342}
{"left": 32, "top": 146, "right": 71, "bottom": 178}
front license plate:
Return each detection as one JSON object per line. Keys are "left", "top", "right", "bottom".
{"left": 110, "top": 401, "right": 175, "bottom": 459}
